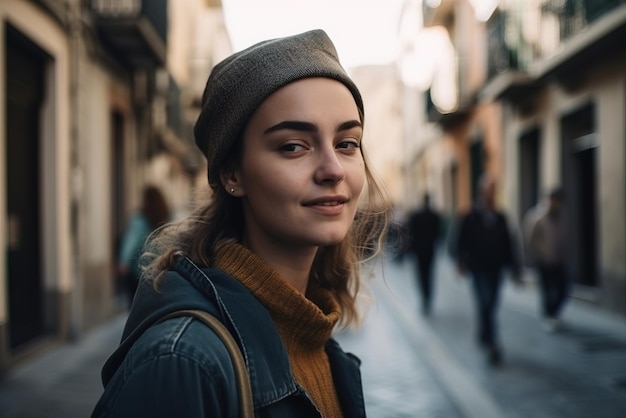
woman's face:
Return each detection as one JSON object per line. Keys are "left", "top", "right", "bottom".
{"left": 229, "top": 77, "right": 365, "bottom": 255}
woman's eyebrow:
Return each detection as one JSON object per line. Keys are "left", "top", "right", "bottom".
{"left": 264, "top": 119, "right": 362, "bottom": 134}
{"left": 337, "top": 120, "right": 363, "bottom": 131}
{"left": 264, "top": 121, "right": 316, "bottom": 134}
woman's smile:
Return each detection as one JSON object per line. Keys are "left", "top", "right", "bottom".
{"left": 303, "top": 195, "right": 348, "bottom": 215}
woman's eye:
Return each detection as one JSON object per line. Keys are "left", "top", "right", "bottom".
{"left": 337, "top": 140, "right": 360, "bottom": 151}
{"left": 279, "top": 143, "right": 306, "bottom": 153}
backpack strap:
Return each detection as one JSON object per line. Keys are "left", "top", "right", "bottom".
{"left": 157, "top": 309, "right": 255, "bottom": 418}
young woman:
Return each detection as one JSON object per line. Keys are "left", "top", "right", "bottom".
{"left": 93, "top": 29, "right": 388, "bottom": 418}
{"left": 116, "top": 185, "right": 170, "bottom": 307}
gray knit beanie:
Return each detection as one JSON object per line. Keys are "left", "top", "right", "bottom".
{"left": 193, "top": 29, "right": 364, "bottom": 189}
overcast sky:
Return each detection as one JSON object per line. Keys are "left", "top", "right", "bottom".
{"left": 221, "top": 0, "right": 406, "bottom": 69}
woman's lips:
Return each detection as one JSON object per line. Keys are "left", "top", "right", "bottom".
{"left": 303, "top": 196, "right": 348, "bottom": 214}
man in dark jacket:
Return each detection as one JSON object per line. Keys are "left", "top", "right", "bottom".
{"left": 452, "top": 175, "right": 521, "bottom": 366}
{"left": 407, "top": 193, "right": 441, "bottom": 316}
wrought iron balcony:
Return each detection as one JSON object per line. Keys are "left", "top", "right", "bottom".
{"left": 541, "top": 0, "right": 626, "bottom": 42}
{"left": 482, "top": 0, "right": 626, "bottom": 100}
{"left": 90, "top": 0, "right": 167, "bottom": 68}
{"left": 485, "top": 10, "right": 534, "bottom": 80}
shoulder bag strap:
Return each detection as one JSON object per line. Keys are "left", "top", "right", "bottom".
{"left": 158, "top": 309, "right": 255, "bottom": 418}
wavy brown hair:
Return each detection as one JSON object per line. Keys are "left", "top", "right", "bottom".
{"left": 143, "top": 127, "right": 390, "bottom": 328}
{"left": 141, "top": 185, "right": 171, "bottom": 229}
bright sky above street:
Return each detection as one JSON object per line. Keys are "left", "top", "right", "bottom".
{"left": 221, "top": 0, "right": 406, "bottom": 69}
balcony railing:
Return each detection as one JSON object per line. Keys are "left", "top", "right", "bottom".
{"left": 90, "top": 0, "right": 167, "bottom": 68}
{"left": 486, "top": 0, "right": 625, "bottom": 82}
{"left": 542, "top": 0, "right": 626, "bottom": 41}
{"left": 91, "top": 0, "right": 141, "bottom": 16}
{"left": 487, "top": 11, "right": 529, "bottom": 80}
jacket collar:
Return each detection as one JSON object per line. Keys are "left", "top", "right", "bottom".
{"left": 102, "top": 255, "right": 365, "bottom": 415}
{"left": 176, "top": 256, "right": 365, "bottom": 415}
{"left": 174, "top": 256, "right": 299, "bottom": 408}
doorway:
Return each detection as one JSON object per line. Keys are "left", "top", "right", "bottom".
{"left": 519, "top": 127, "right": 540, "bottom": 220}
{"left": 5, "top": 25, "right": 49, "bottom": 348}
{"left": 561, "top": 105, "right": 598, "bottom": 287}
{"left": 111, "top": 111, "right": 126, "bottom": 297}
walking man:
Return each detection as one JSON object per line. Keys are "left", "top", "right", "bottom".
{"left": 526, "top": 188, "right": 569, "bottom": 332}
{"left": 407, "top": 193, "right": 441, "bottom": 316}
{"left": 452, "top": 175, "right": 521, "bottom": 366}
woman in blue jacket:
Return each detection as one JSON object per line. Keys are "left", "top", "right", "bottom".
{"left": 117, "top": 185, "right": 170, "bottom": 307}
{"left": 93, "top": 29, "right": 389, "bottom": 418}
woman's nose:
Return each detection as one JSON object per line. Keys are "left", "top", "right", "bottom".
{"left": 314, "top": 147, "right": 346, "bottom": 185}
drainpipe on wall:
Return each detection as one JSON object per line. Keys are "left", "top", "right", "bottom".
{"left": 68, "top": 2, "right": 83, "bottom": 341}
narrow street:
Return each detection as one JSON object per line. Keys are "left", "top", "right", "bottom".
{"left": 1, "top": 252, "right": 626, "bottom": 417}
{"left": 337, "top": 252, "right": 626, "bottom": 417}
{"left": 3, "top": 2, "right": 626, "bottom": 416}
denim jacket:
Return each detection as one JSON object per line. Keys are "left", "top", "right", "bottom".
{"left": 92, "top": 255, "right": 366, "bottom": 417}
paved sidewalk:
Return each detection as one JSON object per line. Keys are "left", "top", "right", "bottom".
{"left": 336, "top": 256, "right": 505, "bottom": 418}
{"left": 0, "top": 314, "right": 126, "bottom": 418}
{"left": 335, "top": 268, "right": 464, "bottom": 418}
{"left": 369, "top": 252, "right": 626, "bottom": 418}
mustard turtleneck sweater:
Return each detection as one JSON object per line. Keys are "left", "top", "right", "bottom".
{"left": 214, "top": 242, "right": 344, "bottom": 418}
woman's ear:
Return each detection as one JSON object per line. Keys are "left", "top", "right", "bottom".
{"left": 220, "top": 168, "right": 245, "bottom": 197}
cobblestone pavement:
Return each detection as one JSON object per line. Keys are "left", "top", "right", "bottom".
{"left": 1, "top": 252, "right": 625, "bottom": 417}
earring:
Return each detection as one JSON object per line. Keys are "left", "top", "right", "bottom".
{"left": 230, "top": 188, "right": 235, "bottom": 194}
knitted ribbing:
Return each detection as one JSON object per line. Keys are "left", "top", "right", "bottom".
{"left": 214, "top": 242, "right": 343, "bottom": 417}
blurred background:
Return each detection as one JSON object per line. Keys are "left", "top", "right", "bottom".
{"left": 0, "top": 0, "right": 625, "bottom": 416}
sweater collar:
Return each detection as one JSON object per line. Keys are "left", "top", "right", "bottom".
{"left": 214, "top": 242, "right": 341, "bottom": 350}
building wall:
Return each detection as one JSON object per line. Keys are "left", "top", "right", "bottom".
{"left": 597, "top": 75, "right": 626, "bottom": 313}
{"left": 0, "top": 0, "right": 73, "bottom": 367}
{"left": 504, "top": 49, "right": 626, "bottom": 315}
{"left": 419, "top": 0, "right": 626, "bottom": 317}
{"left": 0, "top": 0, "right": 233, "bottom": 372}
{"left": 78, "top": 60, "right": 120, "bottom": 329}
{"left": 474, "top": 102, "right": 503, "bottom": 193}
{"left": 351, "top": 65, "right": 404, "bottom": 207}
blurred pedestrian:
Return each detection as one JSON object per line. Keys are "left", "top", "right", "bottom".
{"left": 451, "top": 174, "right": 522, "bottom": 366}
{"left": 525, "top": 187, "right": 569, "bottom": 332}
{"left": 386, "top": 204, "right": 410, "bottom": 263}
{"left": 407, "top": 193, "right": 441, "bottom": 315}
{"left": 117, "top": 185, "right": 170, "bottom": 308}
{"left": 93, "top": 29, "right": 389, "bottom": 418}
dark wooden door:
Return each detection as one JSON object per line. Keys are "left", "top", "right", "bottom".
{"left": 5, "top": 26, "right": 46, "bottom": 348}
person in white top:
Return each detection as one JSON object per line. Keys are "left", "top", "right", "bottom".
{"left": 526, "top": 188, "right": 569, "bottom": 332}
